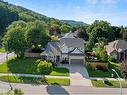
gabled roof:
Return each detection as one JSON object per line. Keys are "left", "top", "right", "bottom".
{"left": 60, "top": 38, "right": 84, "bottom": 48}
{"left": 69, "top": 48, "right": 84, "bottom": 56}
{"left": 41, "top": 41, "right": 61, "bottom": 55}
{"left": 62, "top": 31, "right": 77, "bottom": 38}
{"left": 105, "top": 40, "right": 127, "bottom": 54}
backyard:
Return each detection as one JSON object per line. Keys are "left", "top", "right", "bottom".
{"left": 0, "top": 57, "right": 69, "bottom": 76}
{"left": 86, "top": 62, "right": 121, "bottom": 78}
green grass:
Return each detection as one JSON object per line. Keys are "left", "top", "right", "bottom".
{"left": 0, "top": 76, "right": 70, "bottom": 86}
{"left": 0, "top": 47, "right": 5, "bottom": 53}
{"left": 0, "top": 57, "right": 69, "bottom": 76}
{"left": 92, "top": 80, "right": 127, "bottom": 88}
{"left": 50, "top": 67, "right": 69, "bottom": 76}
{"left": 87, "top": 62, "right": 121, "bottom": 78}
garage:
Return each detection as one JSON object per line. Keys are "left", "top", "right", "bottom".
{"left": 70, "top": 59, "right": 84, "bottom": 65}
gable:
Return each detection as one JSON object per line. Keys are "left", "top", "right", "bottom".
{"left": 69, "top": 48, "right": 84, "bottom": 54}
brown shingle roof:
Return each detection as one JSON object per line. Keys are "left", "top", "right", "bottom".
{"left": 105, "top": 40, "right": 127, "bottom": 55}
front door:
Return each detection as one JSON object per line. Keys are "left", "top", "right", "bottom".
{"left": 56, "top": 56, "right": 60, "bottom": 62}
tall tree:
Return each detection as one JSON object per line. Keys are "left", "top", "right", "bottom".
{"left": 76, "top": 28, "right": 89, "bottom": 41}
{"left": 3, "top": 21, "right": 27, "bottom": 57}
{"left": 26, "top": 20, "right": 50, "bottom": 48}
{"left": 60, "top": 24, "right": 71, "bottom": 34}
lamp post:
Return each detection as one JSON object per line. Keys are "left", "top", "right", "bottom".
{"left": 112, "top": 69, "right": 122, "bottom": 95}
{"left": 6, "top": 41, "right": 13, "bottom": 90}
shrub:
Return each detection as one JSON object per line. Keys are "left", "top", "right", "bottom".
{"left": 14, "top": 88, "right": 24, "bottom": 95}
{"left": 37, "top": 61, "right": 53, "bottom": 75}
{"left": 5, "top": 88, "right": 24, "bottom": 95}
{"left": 108, "top": 56, "right": 118, "bottom": 63}
{"left": 96, "top": 64, "right": 108, "bottom": 71}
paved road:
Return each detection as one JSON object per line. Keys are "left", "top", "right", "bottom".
{"left": 0, "top": 81, "right": 127, "bottom": 95}
{"left": 0, "top": 52, "right": 15, "bottom": 64}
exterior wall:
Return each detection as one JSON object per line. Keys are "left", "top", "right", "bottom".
{"left": 69, "top": 55, "right": 85, "bottom": 65}
{"left": 46, "top": 54, "right": 61, "bottom": 63}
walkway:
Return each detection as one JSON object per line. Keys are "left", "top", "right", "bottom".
{"left": 0, "top": 73, "right": 69, "bottom": 79}
{"left": 90, "top": 77, "right": 127, "bottom": 81}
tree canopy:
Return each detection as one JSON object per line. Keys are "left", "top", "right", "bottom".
{"left": 3, "top": 21, "right": 27, "bottom": 57}
{"left": 26, "top": 21, "right": 50, "bottom": 48}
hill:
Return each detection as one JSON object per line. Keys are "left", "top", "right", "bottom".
{"left": 62, "top": 20, "right": 88, "bottom": 26}
{"left": 0, "top": 0, "right": 61, "bottom": 38}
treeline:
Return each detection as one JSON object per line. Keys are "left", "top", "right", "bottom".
{"left": 0, "top": 0, "right": 71, "bottom": 43}
{"left": 79, "top": 20, "right": 127, "bottom": 50}
{"left": 1, "top": 0, "right": 127, "bottom": 53}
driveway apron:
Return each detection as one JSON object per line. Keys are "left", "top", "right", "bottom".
{"left": 69, "top": 63, "right": 92, "bottom": 86}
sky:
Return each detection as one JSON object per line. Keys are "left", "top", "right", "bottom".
{"left": 4, "top": 0, "right": 127, "bottom": 26}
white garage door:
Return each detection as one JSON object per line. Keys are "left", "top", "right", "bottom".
{"left": 70, "top": 59, "right": 83, "bottom": 64}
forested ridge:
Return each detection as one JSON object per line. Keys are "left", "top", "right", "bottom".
{"left": 1, "top": 0, "right": 127, "bottom": 52}
{"left": 0, "top": 0, "right": 71, "bottom": 42}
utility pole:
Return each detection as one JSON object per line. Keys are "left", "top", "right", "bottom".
{"left": 112, "top": 69, "right": 122, "bottom": 95}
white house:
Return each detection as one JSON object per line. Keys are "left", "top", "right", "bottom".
{"left": 41, "top": 32, "right": 85, "bottom": 65}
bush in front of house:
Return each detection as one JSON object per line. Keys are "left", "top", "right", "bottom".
{"left": 96, "top": 64, "right": 108, "bottom": 71}
{"left": 37, "top": 61, "right": 53, "bottom": 75}
{"left": 108, "top": 56, "right": 118, "bottom": 63}
{"left": 95, "top": 47, "right": 108, "bottom": 62}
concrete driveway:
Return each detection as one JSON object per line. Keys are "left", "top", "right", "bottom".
{"left": 60, "top": 63, "right": 92, "bottom": 86}
{"left": 69, "top": 63, "right": 92, "bottom": 86}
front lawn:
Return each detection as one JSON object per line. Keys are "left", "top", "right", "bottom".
{"left": 0, "top": 57, "right": 69, "bottom": 76}
{"left": 0, "top": 76, "right": 70, "bottom": 86}
{"left": 92, "top": 80, "right": 127, "bottom": 88}
{"left": 87, "top": 62, "right": 121, "bottom": 78}
{"left": 50, "top": 67, "right": 69, "bottom": 76}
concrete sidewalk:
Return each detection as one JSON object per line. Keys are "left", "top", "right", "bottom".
{"left": 0, "top": 73, "right": 69, "bottom": 79}
{"left": 90, "top": 77, "right": 126, "bottom": 81}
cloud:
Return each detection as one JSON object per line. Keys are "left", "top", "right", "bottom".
{"left": 87, "top": 0, "right": 119, "bottom": 4}
{"left": 75, "top": 6, "right": 81, "bottom": 10}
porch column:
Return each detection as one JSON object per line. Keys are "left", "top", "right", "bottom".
{"left": 124, "top": 52, "right": 126, "bottom": 61}
{"left": 54, "top": 56, "right": 56, "bottom": 63}
{"left": 69, "top": 56, "right": 71, "bottom": 64}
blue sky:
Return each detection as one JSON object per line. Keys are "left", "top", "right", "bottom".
{"left": 4, "top": 0, "right": 127, "bottom": 26}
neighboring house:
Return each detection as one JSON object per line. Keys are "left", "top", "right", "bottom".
{"left": 41, "top": 31, "right": 85, "bottom": 65}
{"left": 105, "top": 40, "right": 127, "bottom": 61}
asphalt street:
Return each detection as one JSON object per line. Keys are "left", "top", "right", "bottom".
{"left": 0, "top": 81, "right": 127, "bottom": 95}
